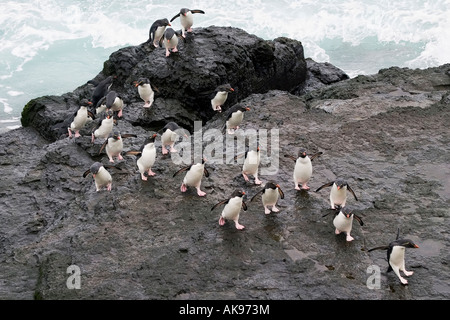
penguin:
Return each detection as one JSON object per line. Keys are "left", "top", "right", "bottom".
{"left": 173, "top": 158, "right": 209, "bottom": 197}
{"left": 104, "top": 90, "right": 124, "bottom": 118}
{"left": 323, "top": 206, "right": 364, "bottom": 242}
{"left": 83, "top": 162, "right": 120, "bottom": 192}
{"left": 68, "top": 99, "right": 94, "bottom": 138}
{"left": 223, "top": 105, "right": 250, "bottom": 134}
{"left": 284, "top": 148, "right": 323, "bottom": 191}
{"left": 126, "top": 133, "right": 158, "bottom": 181}
{"left": 134, "top": 78, "right": 155, "bottom": 108}
{"left": 170, "top": 8, "right": 205, "bottom": 38}
{"left": 211, "top": 84, "right": 234, "bottom": 112}
{"left": 315, "top": 179, "right": 358, "bottom": 209}
{"left": 159, "top": 27, "right": 184, "bottom": 57}
{"left": 148, "top": 18, "right": 171, "bottom": 47}
{"left": 211, "top": 189, "right": 247, "bottom": 230}
{"left": 90, "top": 76, "right": 114, "bottom": 113}
{"left": 242, "top": 145, "right": 262, "bottom": 185}
{"left": 91, "top": 109, "right": 115, "bottom": 143}
{"left": 368, "top": 228, "right": 419, "bottom": 285}
{"left": 160, "top": 122, "right": 187, "bottom": 155}
{"left": 99, "top": 130, "right": 137, "bottom": 163}
{"left": 251, "top": 181, "right": 284, "bottom": 215}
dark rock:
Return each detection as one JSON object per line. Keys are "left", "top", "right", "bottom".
{"left": 2, "top": 26, "right": 450, "bottom": 300}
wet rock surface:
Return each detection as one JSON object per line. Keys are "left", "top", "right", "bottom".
{"left": 1, "top": 27, "right": 449, "bottom": 300}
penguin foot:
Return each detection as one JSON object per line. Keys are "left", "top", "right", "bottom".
{"left": 143, "top": 103, "right": 150, "bottom": 108}
{"left": 254, "top": 178, "right": 263, "bottom": 185}
{"left": 107, "top": 183, "right": 112, "bottom": 192}
{"left": 68, "top": 128, "right": 73, "bottom": 138}
{"left": 301, "top": 184, "right": 310, "bottom": 190}
{"left": 264, "top": 208, "right": 271, "bottom": 214}
{"left": 242, "top": 173, "right": 249, "bottom": 182}
{"left": 170, "top": 147, "right": 178, "bottom": 153}
{"left": 219, "top": 217, "right": 226, "bottom": 226}
{"left": 272, "top": 206, "right": 280, "bottom": 213}
{"left": 181, "top": 184, "right": 187, "bottom": 192}
{"left": 141, "top": 174, "right": 148, "bottom": 181}
{"left": 118, "top": 110, "right": 123, "bottom": 117}
{"left": 109, "top": 159, "right": 115, "bottom": 163}
{"left": 196, "top": 189, "right": 206, "bottom": 197}
{"left": 91, "top": 134, "right": 95, "bottom": 143}
{"left": 162, "top": 147, "right": 169, "bottom": 155}
{"left": 400, "top": 277, "right": 409, "bottom": 285}
{"left": 147, "top": 169, "right": 156, "bottom": 177}
{"left": 227, "top": 129, "right": 235, "bottom": 135}
{"left": 234, "top": 221, "right": 245, "bottom": 230}
{"left": 118, "top": 154, "right": 123, "bottom": 161}
{"left": 403, "top": 270, "right": 414, "bottom": 277}
{"left": 335, "top": 229, "right": 341, "bottom": 235}
{"left": 346, "top": 234, "right": 354, "bottom": 242}
{"left": 295, "top": 185, "right": 301, "bottom": 190}
{"left": 75, "top": 131, "right": 81, "bottom": 138}
{"left": 165, "top": 49, "right": 171, "bottom": 57}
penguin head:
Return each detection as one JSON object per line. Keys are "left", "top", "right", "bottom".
{"left": 180, "top": 8, "right": 190, "bottom": 16}
{"left": 298, "top": 148, "right": 307, "bottom": 158}
{"left": 341, "top": 207, "right": 353, "bottom": 218}
{"left": 112, "top": 131, "right": 121, "bottom": 141}
{"left": 393, "top": 239, "right": 420, "bottom": 249}
{"left": 165, "top": 28, "right": 176, "bottom": 41}
{"left": 231, "top": 189, "right": 246, "bottom": 198}
{"left": 90, "top": 162, "right": 103, "bottom": 175}
{"left": 162, "top": 18, "right": 171, "bottom": 26}
{"left": 105, "top": 110, "right": 114, "bottom": 119}
{"left": 335, "top": 179, "right": 348, "bottom": 190}
{"left": 238, "top": 106, "right": 250, "bottom": 112}
{"left": 80, "top": 99, "right": 92, "bottom": 107}
{"left": 135, "top": 78, "right": 150, "bottom": 87}
{"left": 265, "top": 181, "right": 279, "bottom": 190}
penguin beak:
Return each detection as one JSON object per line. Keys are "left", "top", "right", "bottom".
{"left": 414, "top": 244, "right": 419, "bottom": 248}
{"left": 337, "top": 186, "right": 341, "bottom": 190}
{"left": 93, "top": 174, "right": 96, "bottom": 178}
{"left": 245, "top": 107, "right": 250, "bottom": 111}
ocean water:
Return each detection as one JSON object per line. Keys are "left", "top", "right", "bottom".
{"left": 1, "top": 0, "right": 449, "bottom": 132}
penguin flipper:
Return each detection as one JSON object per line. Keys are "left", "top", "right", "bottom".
{"left": 203, "top": 167, "right": 210, "bottom": 178}
{"left": 211, "top": 199, "right": 229, "bottom": 211}
{"left": 310, "top": 152, "right": 323, "bottom": 161}
{"left": 250, "top": 189, "right": 265, "bottom": 202}
{"left": 278, "top": 186, "right": 285, "bottom": 199}
{"left": 347, "top": 185, "right": 358, "bottom": 201}
{"left": 354, "top": 214, "right": 364, "bottom": 226}
{"left": 121, "top": 134, "right": 138, "bottom": 139}
{"left": 125, "top": 151, "right": 142, "bottom": 156}
{"left": 191, "top": 9, "right": 205, "bottom": 14}
{"left": 315, "top": 181, "right": 334, "bottom": 193}
{"left": 173, "top": 166, "right": 191, "bottom": 177}
{"left": 367, "top": 245, "right": 389, "bottom": 252}
{"left": 170, "top": 13, "right": 181, "bottom": 22}
{"left": 99, "top": 140, "right": 108, "bottom": 155}
{"left": 83, "top": 169, "right": 91, "bottom": 178}
{"left": 87, "top": 110, "right": 95, "bottom": 120}
{"left": 284, "top": 154, "right": 297, "bottom": 162}
{"left": 242, "top": 201, "right": 248, "bottom": 211}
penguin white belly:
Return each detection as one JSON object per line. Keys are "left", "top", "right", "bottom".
{"left": 243, "top": 153, "right": 260, "bottom": 175}
{"left": 330, "top": 186, "right": 347, "bottom": 207}
{"left": 183, "top": 164, "right": 204, "bottom": 187}
{"left": 138, "top": 84, "right": 154, "bottom": 104}
{"left": 154, "top": 26, "right": 166, "bottom": 44}
{"left": 106, "top": 139, "right": 123, "bottom": 158}
{"left": 212, "top": 92, "right": 228, "bottom": 107}
{"left": 96, "top": 104, "right": 107, "bottom": 115}
{"left": 95, "top": 119, "right": 114, "bottom": 139}
{"left": 71, "top": 109, "right": 88, "bottom": 131}
{"left": 165, "top": 36, "right": 179, "bottom": 50}
{"left": 227, "top": 111, "right": 244, "bottom": 129}
{"left": 137, "top": 145, "right": 156, "bottom": 172}
{"left": 293, "top": 158, "right": 312, "bottom": 183}
{"left": 389, "top": 246, "right": 406, "bottom": 269}
{"left": 111, "top": 97, "right": 124, "bottom": 112}
{"left": 333, "top": 212, "right": 353, "bottom": 233}
{"left": 94, "top": 167, "right": 112, "bottom": 189}
{"left": 221, "top": 197, "right": 243, "bottom": 221}
{"left": 161, "top": 129, "right": 176, "bottom": 146}
{"left": 181, "top": 13, "right": 194, "bottom": 31}
{"left": 262, "top": 188, "right": 279, "bottom": 206}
